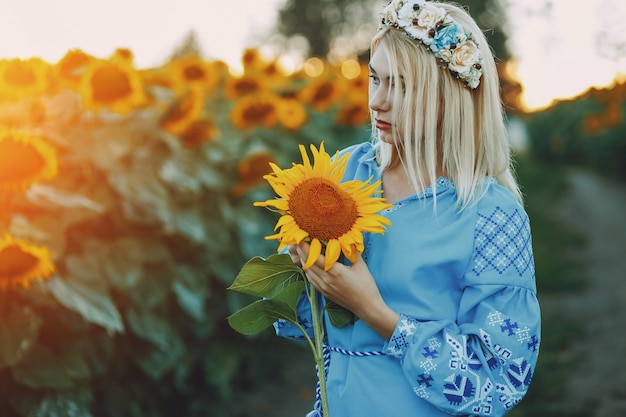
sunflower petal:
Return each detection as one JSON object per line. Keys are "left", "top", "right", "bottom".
{"left": 302, "top": 238, "right": 322, "bottom": 270}
{"left": 324, "top": 239, "right": 342, "bottom": 271}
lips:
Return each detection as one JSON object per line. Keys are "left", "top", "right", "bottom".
{"left": 375, "top": 119, "right": 392, "bottom": 130}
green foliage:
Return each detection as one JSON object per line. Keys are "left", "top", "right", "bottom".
{"left": 524, "top": 82, "right": 626, "bottom": 181}
{"left": 508, "top": 156, "right": 590, "bottom": 416}
{"left": 0, "top": 52, "right": 367, "bottom": 416}
{"left": 227, "top": 254, "right": 306, "bottom": 335}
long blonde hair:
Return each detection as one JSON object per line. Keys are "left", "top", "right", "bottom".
{"left": 370, "top": 1, "right": 522, "bottom": 209}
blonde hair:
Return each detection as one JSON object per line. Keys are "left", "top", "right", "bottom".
{"left": 370, "top": 1, "right": 522, "bottom": 209}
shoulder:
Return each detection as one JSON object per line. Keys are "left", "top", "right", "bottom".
{"left": 469, "top": 179, "right": 535, "bottom": 284}
{"left": 336, "top": 141, "right": 375, "bottom": 161}
{"left": 334, "top": 141, "right": 378, "bottom": 182}
{"left": 474, "top": 179, "right": 528, "bottom": 222}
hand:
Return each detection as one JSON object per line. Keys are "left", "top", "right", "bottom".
{"left": 294, "top": 242, "right": 399, "bottom": 340}
{"left": 287, "top": 244, "right": 303, "bottom": 267}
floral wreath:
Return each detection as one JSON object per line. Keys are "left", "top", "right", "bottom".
{"left": 378, "top": 0, "right": 483, "bottom": 89}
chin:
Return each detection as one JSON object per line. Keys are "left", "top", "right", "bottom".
{"left": 378, "top": 130, "right": 394, "bottom": 144}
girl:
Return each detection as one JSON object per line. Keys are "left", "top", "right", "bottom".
{"left": 277, "top": 1, "right": 541, "bottom": 415}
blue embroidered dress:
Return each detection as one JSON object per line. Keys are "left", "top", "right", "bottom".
{"left": 275, "top": 142, "right": 541, "bottom": 416}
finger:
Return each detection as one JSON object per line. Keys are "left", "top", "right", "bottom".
{"left": 287, "top": 245, "right": 301, "bottom": 265}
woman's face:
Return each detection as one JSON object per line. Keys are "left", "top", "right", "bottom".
{"left": 368, "top": 46, "right": 402, "bottom": 144}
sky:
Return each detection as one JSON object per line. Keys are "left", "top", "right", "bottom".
{"left": 1, "top": 0, "right": 625, "bottom": 111}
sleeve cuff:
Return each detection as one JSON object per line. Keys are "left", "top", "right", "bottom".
{"left": 383, "top": 314, "right": 421, "bottom": 358}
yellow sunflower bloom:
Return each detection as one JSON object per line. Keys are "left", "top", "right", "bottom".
{"left": 80, "top": 58, "right": 146, "bottom": 114}
{"left": 224, "top": 75, "right": 265, "bottom": 100}
{"left": 0, "top": 234, "right": 55, "bottom": 292}
{"left": 231, "top": 152, "right": 275, "bottom": 197}
{"left": 254, "top": 143, "right": 392, "bottom": 271}
{"left": 160, "top": 88, "right": 206, "bottom": 135}
{"left": 277, "top": 97, "right": 308, "bottom": 131}
{"left": 335, "top": 99, "right": 370, "bottom": 127}
{"left": 298, "top": 77, "right": 345, "bottom": 113}
{"left": 168, "top": 54, "right": 220, "bottom": 95}
{"left": 0, "top": 130, "right": 58, "bottom": 193}
{"left": 0, "top": 58, "right": 52, "bottom": 101}
{"left": 230, "top": 93, "right": 279, "bottom": 131}
{"left": 179, "top": 118, "right": 219, "bottom": 149}
{"left": 55, "top": 49, "right": 94, "bottom": 90}
{"left": 241, "top": 48, "right": 264, "bottom": 74}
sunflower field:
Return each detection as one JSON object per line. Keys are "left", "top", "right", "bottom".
{"left": 0, "top": 49, "right": 371, "bottom": 417}
{"left": 524, "top": 79, "right": 626, "bottom": 180}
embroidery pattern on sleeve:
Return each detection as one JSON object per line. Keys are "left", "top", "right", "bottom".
{"left": 472, "top": 206, "right": 534, "bottom": 278}
{"left": 480, "top": 310, "right": 538, "bottom": 410}
{"left": 386, "top": 316, "right": 419, "bottom": 357}
{"left": 401, "top": 310, "right": 538, "bottom": 414}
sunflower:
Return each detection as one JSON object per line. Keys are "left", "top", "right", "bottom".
{"left": 168, "top": 54, "right": 220, "bottom": 95}
{"left": 160, "top": 88, "right": 205, "bottom": 135}
{"left": 335, "top": 99, "right": 370, "bottom": 127}
{"left": 224, "top": 75, "right": 265, "bottom": 100}
{"left": 277, "top": 97, "right": 308, "bottom": 131}
{"left": 298, "top": 78, "right": 345, "bottom": 113}
{"left": 0, "top": 130, "right": 58, "bottom": 193}
{"left": 231, "top": 151, "right": 275, "bottom": 197}
{"left": 55, "top": 49, "right": 94, "bottom": 90}
{"left": 80, "top": 58, "right": 146, "bottom": 114}
{"left": 110, "top": 48, "right": 134, "bottom": 64}
{"left": 0, "top": 58, "right": 52, "bottom": 101}
{"left": 179, "top": 118, "right": 219, "bottom": 149}
{"left": 0, "top": 234, "right": 55, "bottom": 292}
{"left": 254, "top": 143, "right": 392, "bottom": 271}
{"left": 230, "top": 93, "right": 279, "bottom": 131}
{"left": 241, "top": 48, "right": 264, "bottom": 74}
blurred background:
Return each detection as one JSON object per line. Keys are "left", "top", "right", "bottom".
{"left": 0, "top": 0, "right": 624, "bottom": 416}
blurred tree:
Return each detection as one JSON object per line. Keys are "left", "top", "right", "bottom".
{"left": 276, "top": 0, "right": 510, "bottom": 60}
{"left": 276, "top": 0, "right": 376, "bottom": 58}
{"left": 275, "top": 0, "right": 521, "bottom": 110}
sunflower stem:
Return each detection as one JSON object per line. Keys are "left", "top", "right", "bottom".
{"left": 308, "top": 283, "right": 330, "bottom": 417}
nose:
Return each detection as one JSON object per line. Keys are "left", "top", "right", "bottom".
{"left": 369, "top": 84, "right": 391, "bottom": 113}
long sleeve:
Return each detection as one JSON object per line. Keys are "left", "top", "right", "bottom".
{"left": 274, "top": 289, "right": 315, "bottom": 341}
{"left": 382, "top": 202, "right": 540, "bottom": 416}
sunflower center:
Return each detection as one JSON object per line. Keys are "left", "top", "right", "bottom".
{"left": 242, "top": 103, "right": 275, "bottom": 123}
{"left": 313, "top": 83, "right": 334, "bottom": 102}
{"left": 90, "top": 63, "right": 133, "bottom": 102}
{"left": 0, "top": 140, "right": 45, "bottom": 182}
{"left": 235, "top": 79, "right": 261, "bottom": 96}
{"left": 183, "top": 65, "right": 205, "bottom": 81}
{"left": 180, "top": 120, "right": 219, "bottom": 148}
{"left": 166, "top": 95, "right": 195, "bottom": 123}
{"left": 289, "top": 178, "right": 358, "bottom": 241}
{"left": 4, "top": 62, "right": 36, "bottom": 87}
{"left": 0, "top": 246, "right": 38, "bottom": 278}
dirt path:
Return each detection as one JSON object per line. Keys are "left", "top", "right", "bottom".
{"left": 547, "top": 168, "right": 626, "bottom": 415}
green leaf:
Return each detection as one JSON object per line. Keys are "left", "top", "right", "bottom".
{"left": 0, "top": 305, "right": 41, "bottom": 369}
{"left": 273, "top": 280, "right": 306, "bottom": 313}
{"left": 326, "top": 300, "right": 356, "bottom": 328}
{"left": 227, "top": 254, "right": 304, "bottom": 298}
{"left": 172, "top": 265, "right": 208, "bottom": 321}
{"left": 11, "top": 346, "right": 90, "bottom": 389}
{"left": 48, "top": 276, "right": 124, "bottom": 333}
{"left": 9, "top": 387, "right": 93, "bottom": 417}
{"left": 227, "top": 298, "right": 296, "bottom": 335}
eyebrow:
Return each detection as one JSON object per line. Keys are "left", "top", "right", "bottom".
{"left": 368, "top": 64, "right": 404, "bottom": 82}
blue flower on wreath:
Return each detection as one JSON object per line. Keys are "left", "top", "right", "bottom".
{"left": 430, "top": 22, "right": 462, "bottom": 54}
